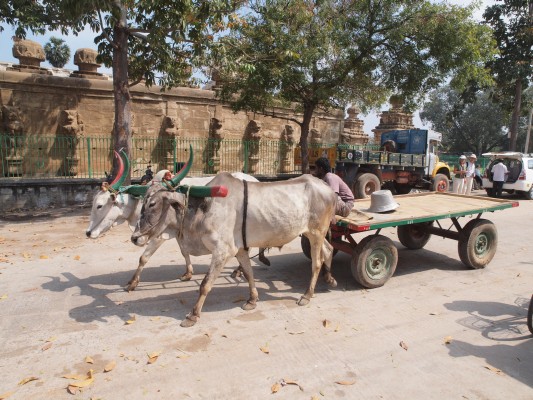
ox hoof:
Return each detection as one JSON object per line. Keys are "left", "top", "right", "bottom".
{"left": 297, "top": 296, "right": 310, "bottom": 306}
{"left": 180, "top": 314, "right": 199, "bottom": 328}
{"left": 242, "top": 301, "right": 256, "bottom": 311}
{"left": 327, "top": 278, "right": 338, "bottom": 288}
{"left": 125, "top": 280, "right": 138, "bottom": 292}
{"left": 258, "top": 254, "right": 271, "bottom": 266}
{"left": 230, "top": 268, "right": 242, "bottom": 279}
{"left": 180, "top": 272, "right": 193, "bottom": 282}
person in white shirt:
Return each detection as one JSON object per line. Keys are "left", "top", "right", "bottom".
{"left": 491, "top": 160, "right": 509, "bottom": 197}
{"left": 464, "top": 154, "right": 477, "bottom": 195}
{"left": 453, "top": 155, "right": 467, "bottom": 194}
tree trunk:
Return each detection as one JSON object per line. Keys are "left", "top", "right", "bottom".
{"left": 111, "top": 3, "right": 132, "bottom": 184}
{"left": 509, "top": 78, "right": 522, "bottom": 152}
{"left": 298, "top": 104, "right": 315, "bottom": 174}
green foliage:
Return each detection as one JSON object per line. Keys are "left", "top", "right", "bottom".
{"left": 420, "top": 86, "right": 509, "bottom": 154}
{"left": 44, "top": 37, "right": 71, "bottom": 68}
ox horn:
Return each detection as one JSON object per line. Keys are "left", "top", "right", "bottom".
{"left": 109, "top": 149, "right": 130, "bottom": 191}
{"left": 169, "top": 145, "right": 194, "bottom": 187}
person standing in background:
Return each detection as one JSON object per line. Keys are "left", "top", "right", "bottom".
{"left": 464, "top": 154, "right": 477, "bottom": 195}
{"left": 491, "top": 159, "right": 509, "bottom": 197}
{"left": 453, "top": 155, "right": 467, "bottom": 194}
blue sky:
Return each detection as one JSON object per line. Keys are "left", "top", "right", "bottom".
{"left": 0, "top": 0, "right": 496, "bottom": 136}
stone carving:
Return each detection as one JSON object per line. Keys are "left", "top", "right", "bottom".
{"left": 340, "top": 106, "right": 369, "bottom": 146}
{"left": 279, "top": 125, "right": 295, "bottom": 173}
{"left": 9, "top": 38, "right": 51, "bottom": 75}
{"left": 70, "top": 48, "right": 105, "bottom": 79}
{"left": 244, "top": 120, "right": 262, "bottom": 173}
{"left": 309, "top": 128, "right": 322, "bottom": 145}
{"left": 162, "top": 116, "right": 180, "bottom": 171}
{"left": 206, "top": 117, "right": 225, "bottom": 173}
{"left": 2, "top": 105, "right": 24, "bottom": 176}
{"left": 59, "top": 109, "right": 84, "bottom": 176}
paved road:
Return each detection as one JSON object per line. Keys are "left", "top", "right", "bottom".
{"left": 0, "top": 193, "right": 532, "bottom": 399}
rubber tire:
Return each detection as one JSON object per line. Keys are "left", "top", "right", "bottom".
{"left": 397, "top": 222, "right": 432, "bottom": 250}
{"left": 458, "top": 219, "right": 497, "bottom": 269}
{"left": 432, "top": 174, "right": 449, "bottom": 192}
{"left": 301, "top": 235, "right": 338, "bottom": 260}
{"left": 394, "top": 182, "right": 412, "bottom": 195}
{"left": 354, "top": 173, "right": 381, "bottom": 199}
{"left": 351, "top": 235, "right": 398, "bottom": 288}
{"left": 527, "top": 295, "right": 533, "bottom": 335}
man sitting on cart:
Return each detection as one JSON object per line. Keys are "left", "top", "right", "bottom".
{"left": 314, "top": 157, "right": 355, "bottom": 217}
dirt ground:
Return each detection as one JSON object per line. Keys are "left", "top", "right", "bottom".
{"left": 0, "top": 193, "right": 532, "bottom": 399}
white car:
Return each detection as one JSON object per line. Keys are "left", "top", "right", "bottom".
{"left": 482, "top": 152, "right": 533, "bottom": 200}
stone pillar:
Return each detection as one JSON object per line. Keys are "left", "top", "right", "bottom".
{"left": 372, "top": 96, "right": 415, "bottom": 144}
{"left": 206, "top": 117, "right": 225, "bottom": 174}
{"left": 59, "top": 110, "right": 84, "bottom": 176}
{"left": 279, "top": 125, "right": 295, "bottom": 173}
{"left": 70, "top": 48, "right": 106, "bottom": 79}
{"left": 9, "top": 38, "right": 51, "bottom": 75}
{"left": 340, "top": 106, "right": 370, "bottom": 146}
{"left": 244, "top": 120, "right": 262, "bottom": 173}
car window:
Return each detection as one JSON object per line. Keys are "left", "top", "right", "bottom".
{"left": 528, "top": 159, "right": 533, "bottom": 169}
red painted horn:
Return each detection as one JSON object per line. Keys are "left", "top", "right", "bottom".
{"left": 170, "top": 145, "right": 194, "bottom": 186}
{"left": 109, "top": 150, "right": 130, "bottom": 190}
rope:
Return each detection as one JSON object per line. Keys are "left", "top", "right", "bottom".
{"left": 178, "top": 185, "right": 191, "bottom": 239}
{"left": 242, "top": 180, "right": 249, "bottom": 251}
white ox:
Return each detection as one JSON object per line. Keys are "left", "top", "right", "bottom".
{"left": 86, "top": 171, "right": 265, "bottom": 291}
{"left": 131, "top": 172, "right": 338, "bottom": 327}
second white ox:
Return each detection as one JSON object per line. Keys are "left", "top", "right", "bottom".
{"left": 131, "top": 172, "right": 338, "bottom": 327}
{"left": 86, "top": 171, "right": 266, "bottom": 291}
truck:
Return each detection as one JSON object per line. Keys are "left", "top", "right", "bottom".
{"left": 333, "top": 129, "right": 452, "bottom": 198}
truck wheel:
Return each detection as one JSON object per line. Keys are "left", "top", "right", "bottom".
{"left": 351, "top": 235, "right": 398, "bottom": 288}
{"left": 397, "top": 222, "right": 432, "bottom": 249}
{"left": 432, "top": 174, "right": 449, "bottom": 192}
{"left": 354, "top": 173, "right": 380, "bottom": 199}
{"left": 458, "top": 219, "right": 497, "bottom": 269}
{"left": 301, "top": 235, "right": 337, "bottom": 260}
{"left": 394, "top": 182, "right": 412, "bottom": 195}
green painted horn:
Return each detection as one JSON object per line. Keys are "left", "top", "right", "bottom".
{"left": 170, "top": 145, "right": 193, "bottom": 186}
{"left": 110, "top": 150, "right": 130, "bottom": 190}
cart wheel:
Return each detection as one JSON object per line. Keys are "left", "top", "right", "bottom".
{"left": 458, "top": 219, "right": 497, "bottom": 269}
{"left": 432, "top": 174, "right": 449, "bottom": 192}
{"left": 351, "top": 235, "right": 398, "bottom": 288}
{"left": 527, "top": 295, "right": 533, "bottom": 335}
{"left": 301, "top": 235, "right": 338, "bottom": 260}
{"left": 397, "top": 222, "right": 432, "bottom": 249}
{"left": 354, "top": 173, "right": 381, "bottom": 199}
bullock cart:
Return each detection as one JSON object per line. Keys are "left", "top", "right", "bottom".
{"left": 301, "top": 192, "right": 518, "bottom": 288}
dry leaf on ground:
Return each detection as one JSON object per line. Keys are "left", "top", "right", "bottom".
{"left": 22, "top": 253, "right": 31, "bottom": 259}
{"left": 282, "top": 379, "right": 304, "bottom": 391}
{"left": 104, "top": 360, "right": 116, "bottom": 372}
{"left": 484, "top": 366, "right": 504, "bottom": 375}
{"left": 444, "top": 336, "right": 453, "bottom": 344}
{"left": 125, "top": 315, "right": 136, "bottom": 325}
{"left": 85, "top": 356, "right": 94, "bottom": 364}
{"left": 0, "top": 391, "right": 14, "bottom": 399}
{"left": 259, "top": 345, "right": 269, "bottom": 354}
{"left": 66, "top": 370, "right": 94, "bottom": 388}
{"left": 271, "top": 382, "right": 281, "bottom": 393}
{"left": 73, "top": 255, "right": 81, "bottom": 260}
{"left": 323, "top": 319, "right": 330, "bottom": 328}
{"left": 41, "top": 342, "right": 52, "bottom": 351}
{"left": 39, "top": 254, "right": 49, "bottom": 259}
{"left": 147, "top": 352, "right": 160, "bottom": 364}
{"left": 18, "top": 376, "right": 39, "bottom": 385}
{"left": 63, "top": 374, "right": 86, "bottom": 380}
{"left": 335, "top": 380, "right": 356, "bottom": 385}
{"left": 399, "top": 341, "right": 408, "bottom": 351}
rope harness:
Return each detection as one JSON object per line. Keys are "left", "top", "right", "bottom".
{"left": 242, "top": 180, "right": 249, "bottom": 251}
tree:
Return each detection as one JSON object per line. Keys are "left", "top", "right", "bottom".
{"left": 420, "top": 86, "right": 508, "bottom": 154}
{"left": 214, "top": 0, "right": 496, "bottom": 173}
{"left": 44, "top": 36, "right": 70, "bottom": 68}
{"left": 1, "top": 0, "right": 240, "bottom": 182}
{"left": 484, "top": 0, "right": 533, "bottom": 151}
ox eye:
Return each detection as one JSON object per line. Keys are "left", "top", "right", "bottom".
{"left": 97, "top": 205, "right": 103, "bottom": 209}
{"left": 149, "top": 201, "right": 156, "bottom": 207}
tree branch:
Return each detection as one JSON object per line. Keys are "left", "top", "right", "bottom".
{"left": 95, "top": 0, "right": 118, "bottom": 49}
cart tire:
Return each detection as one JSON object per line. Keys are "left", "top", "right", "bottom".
{"left": 354, "top": 173, "right": 381, "bottom": 199}
{"left": 397, "top": 222, "right": 432, "bottom": 249}
{"left": 458, "top": 219, "right": 497, "bottom": 269}
{"left": 432, "top": 174, "right": 449, "bottom": 192}
{"left": 527, "top": 295, "right": 533, "bottom": 335}
{"left": 301, "top": 235, "right": 337, "bottom": 260}
{"left": 351, "top": 235, "right": 398, "bottom": 288}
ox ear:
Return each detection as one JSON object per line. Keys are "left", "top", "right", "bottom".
{"left": 168, "top": 193, "right": 186, "bottom": 211}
